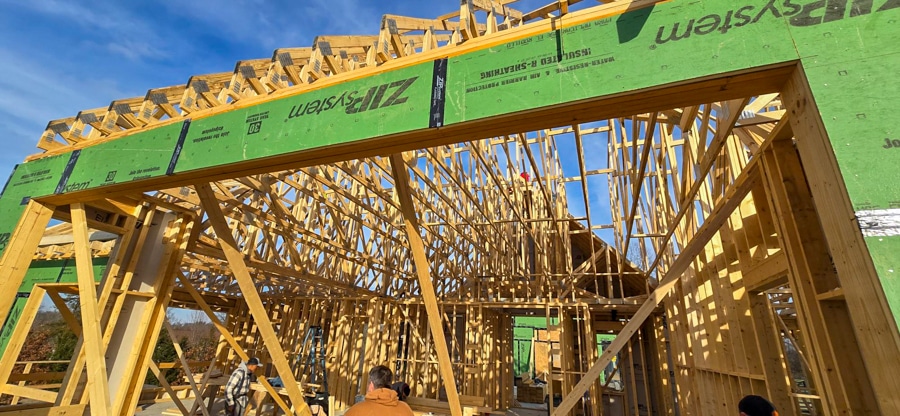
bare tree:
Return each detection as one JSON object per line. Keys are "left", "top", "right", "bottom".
{"left": 189, "top": 309, "right": 208, "bottom": 325}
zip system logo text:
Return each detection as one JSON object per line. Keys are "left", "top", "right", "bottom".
{"left": 287, "top": 77, "right": 419, "bottom": 119}
{"left": 655, "top": 0, "right": 900, "bottom": 45}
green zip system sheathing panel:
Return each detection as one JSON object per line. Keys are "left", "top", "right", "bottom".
{"left": 176, "top": 63, "right": 433, "bottom": 173}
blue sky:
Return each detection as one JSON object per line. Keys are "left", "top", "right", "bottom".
{"left": 0, "top": 0, "right": 565, "bottom": 174}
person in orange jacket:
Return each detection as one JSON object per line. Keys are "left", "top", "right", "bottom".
{"left": 345, "top": 365, "right": 413, "bottom": 416}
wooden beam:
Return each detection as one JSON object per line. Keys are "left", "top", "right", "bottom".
{"left": 0, "top": 201, "right": 55, "bottom": 328}
{"left": 646, "top": 97, "right": 750, "bottom": 276}
{"left": 196, "top": 183, "right": 312, "bottom": 416}
{"left": 762, "top": 137, "right": 876, "bottom": 413}
{"left": 783, "top": 66, "right": 900, "bottom": 414}
{"left": 71, "top": 203, "right": 112, "bottom": 416}
{"left": 0, "top": 286, "right": 46, "bottom": 388}
{"left": 1, "top": 383, "right": 58, "bottom": 403}
{"left": 679, "top": 106, "right": 699, "bottom": 132}
{"left": 622, "top": 112, "right": 657, "bottom": 259}
{"left": 742, "top": 251, "right": 788, "bottom": 292}
{"left": 748, "top": 292, "right": 796, "bottom": 415}
{"left": 175, "top": 272, "right": 294, "bottom": 415}
{"left": 147, "top": 361, "right": 192, "bottom": 416}
{"left": 389, "top": 153, "right": 463, "bottom": 416}
{"left": 0, "top": 404, "right": 86, "bottom": 416}
{"left": 46, "top": 290, "right": 82, "bottom": 334}
{"left": 592, "top": 321, "right": 627, "bottom": 332}
{"left": 550, "top": 116, "right": 786, "bottom": 416}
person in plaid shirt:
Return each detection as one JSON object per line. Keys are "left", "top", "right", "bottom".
{"left": 224, "top": 357, "right": 260, "bottom": 416}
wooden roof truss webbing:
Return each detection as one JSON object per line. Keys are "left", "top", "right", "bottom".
{"left": 22, "top": 0, "right": 788, "bottom": 303}
{"left": 10, "top": 1, "right": 800, "bottom": 415}
{"left": 29, "top": 98, "right": 787, "bottom": 306}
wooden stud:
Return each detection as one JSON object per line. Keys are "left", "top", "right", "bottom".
{"left": 0, "top": 201, "right": 55, "bottom": 328}
{"left": 389, "top": 153, "right": 463, "bottom": 416}
{"left": 196, "top": 183, "right": 312, "bottom": 416}
{"left": 783, "top": 66, "right": 900, "bottom": 415}
{"left": 71, "top": 203, "right": 112, "bottom": 416}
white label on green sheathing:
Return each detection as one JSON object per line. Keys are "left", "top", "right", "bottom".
{"left": 858, "top": 209, "right": 900, "bottom": 237}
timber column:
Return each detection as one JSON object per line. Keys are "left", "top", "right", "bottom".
{"left": 106, "top": 209, "right": 194, "bottom": 415}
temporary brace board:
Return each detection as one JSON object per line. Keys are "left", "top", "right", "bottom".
{"left": 0, "top": 0, "right": 898, "bottom": 321}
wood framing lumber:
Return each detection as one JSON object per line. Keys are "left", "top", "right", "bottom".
{"left": 381, "top": 14, "right": 472, "bottom": 32}
{"left": 163, "top": 319, "right": 211, "bottom": 416}
{"left": 112, "top": 212, "right": 189, "bottom": 416}
{"left": 647, "top": 97, "right": 750, "bottom": 276}
{"left": 0, "top": 0, "right": 896, "bottom": 414}
{"left": 175, "top": 272, "right": 295, "bottom": 415}
{"left": 551, "top": 117, "right": 788, "bottom": 416}
{"left": 196, "top": 183, "right": 312, "bottom": 416}
{"left": 147, "top": 361, "right": 192, "bottom": 416}
{"left": 0, "top": 286, "right": 46, "bottom": 389}
{"left": 0, "top": 201, "right": 55, "bottom": 329}
{"left": 71, "top": 203, "right": 112, "bottom": 416}
{"left": 783, "top": 67, "right": 900, "bottom": 415}
{"left": 742, "top": 251, "right": 788, "bottom": 292}
{"left": 46, "top": 290, "right": 84, "bottom": 335}
{"left": 1, "top": 383, "right": 58, "bottom": 403}
{"left": 31, "top": 65, "right": 788, "bottom": 210}
{"left": 763, "top": 138, "right": 875, "bottom": 413}
{"left": 0, "top": 405, "right": 87, "bottom": 415}
{"left": 389, "top": 153, "right": 463, "bottom": 416}
{"left": 622, "top": 112, "right": 657, "bottom": 258}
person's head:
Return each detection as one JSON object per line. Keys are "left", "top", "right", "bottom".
{"left": 246, "top": 357, "right": 261, "bottom": 373}
{"left": 739, "top": 395, "right": 777, "bottom": 416}
{"left": 367, "top": 365, "right": 393, "bottom": 392}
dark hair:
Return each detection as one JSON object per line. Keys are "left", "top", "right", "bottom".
{"left": 369, "top": 365, "right": 393, "bottom": 389}
{"left": 739, "top": 395, "right": 776, "bottom": 416}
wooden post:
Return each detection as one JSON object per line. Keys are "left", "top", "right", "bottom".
{"left": 112, "top": 211, "right": 193, "bottom": 415}
{"left": 761, "top": 138, "right": 877, "bottom": 414}
{"left": 0, "top": 286, "right": 46, "bottom": 389}
{"left": 748, "top": 291, "right": 798, "bottom": 416}
{"left": 71, "top": 203, "right": 112, "bottom": 416}
{"left": 389, "top": 153, "right": 463, "bottom": 416}
{"left": 57, "top": 207, "right": 144, "bottom": 409}
{"left": 734, "top": 186, "right": 797, "bottom": 416}
{"left": 0, "top": 201, "right": 55, "bottom": 329}
{"left": 783, "top": 66, "right": 900, "bottom": 415}
{"left": 196, "top": 183, "right": 312, "bottom": 416}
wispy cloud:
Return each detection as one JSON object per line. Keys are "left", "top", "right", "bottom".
{"left": 1, "top": 0, "right": 168, "bottom": 61}
{"left": 106, "top": 40, "right": 166, "bottom": 61}
{"left": 0, "top": 48, "right": 128, "bottom": 166}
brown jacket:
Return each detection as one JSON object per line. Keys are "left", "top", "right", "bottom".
{"left": 345, "top": 388, "right": 413, "bottom": 416}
